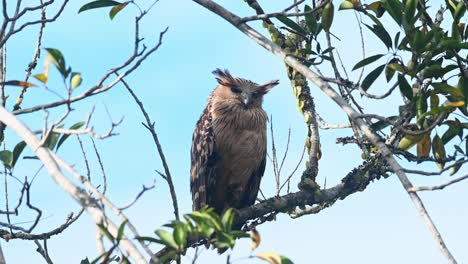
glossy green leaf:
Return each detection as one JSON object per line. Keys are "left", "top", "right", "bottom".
{"left": 221, "top": 208, "right": 234, "bottom": 230}
{"left": 365, "top": 24, "right": 392, "bottom": 49}
{"left": 381, "top": 0, "right": 403, "bottom": 25}
{"left": 79, "top": 0, "right": 121, "bottom": 13}
{"left": 156, "top": 229, "right": 178, "bottom": 250}
{"left": 109, "top": 2, "right": 128, "bottom": 20}
{"left": 173, "top": 224, "right": 186, "bottom": 248}
{"left": 361, "top": 64, "right": 385, "bottom": 91}
{"left": 352, "top": 54, "right": 384, "bottom": 71}
{"left": 398, "top": 74, "right": 413, "bottom": 100}
{"left": 12, "top": 141, "right": 26, "bottom": 168}
{"left": 276, "top": 16, "right": 307, "bottom": 35}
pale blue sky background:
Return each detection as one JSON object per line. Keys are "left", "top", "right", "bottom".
{"left": 1, "top": 0, "right": 467, "bottom": 263}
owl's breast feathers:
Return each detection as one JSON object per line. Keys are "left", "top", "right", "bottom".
{"left": 190, "top": 97, "right": 268, "bottom": 212}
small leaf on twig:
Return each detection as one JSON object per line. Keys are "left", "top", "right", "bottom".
{"left": 1, "top": 80, "right": 36, "bottom": 88}
{"left": 79, "top": 0, "right": 121, "bottom": 13}
{"left": 109, "top": 2, "right": 128, "bottom": 20}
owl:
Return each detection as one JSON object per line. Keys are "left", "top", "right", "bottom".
{"left": 190, "top": 69, "right": 279, "bottom": 213}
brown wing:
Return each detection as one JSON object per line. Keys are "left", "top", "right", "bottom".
{"left": 241, "top": 152, "right": 266, "bottom": 207}
{"left": 190, "top": 98, "right": 217, "bottom": 211}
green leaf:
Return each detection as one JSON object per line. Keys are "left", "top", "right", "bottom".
{"left": 411, "top": 30, "right": 427, "bottom": 53}
{"left": 44, "top": 131, "right": 61, "bottom": 150}
{"left": 339, "top": 1, "right": 354, "bottom": 10}
{"left": 404, "top": 0, "right": 417, "bottom": 25}
{"left": 109, "top": 2, "right": 128, "bottom": 20}
{"left": 80, "top": 258, "right": 91, "bottom": 264}
{"left": 398, "top": 74, "right": 413, "bottom": 100}
{"left": 45, "top": 48, "right": 67, "bottom": 78}
{"left": 432, "top": 82, "right": 464, "bottom": 98}
{"left": 33, "top": 73, "right": 48, "bottom": 84}
{"left": 458, "top": 76, "right": 468, "bottom": 105}
{"left": 221, "top": 208, "right": 234, "bottom": 230}
{"left": 352, "top": 54, "right": 384, "bottom": 71}
{"left": 0, "top": 150, "right": 13, "bottom": 168}
{"left": 173, "top": 224, "right": 186, "bottom": 248}
{"left": 421, "top": 64, "right": 443, "bottom": 79}
{"left": 304, "top": 5, "right": 318, "bottom": 34}
{"left": 381, "top": 0, "right": 403, "bottom": 25}
{"left": 321, "top": 2, "right": 334, "bottom": 32}
{"left": 453, "top": 0, "right": 467, "bottom": 23}
{"left": 70, "top": 72, "right": 82, "bottom": 89}
{"left": 361, "top": 64, "right": 385, "bottom": 91}
{"left": 281, "top": 256, "right": 295, "bottom": 264}
{"left": 97, "top": 224, "right": 115, "bottom": 242}
{"left": 417, "top": 105, "right": 454, "bottom": 123}
{"left": 450, "top": 158, "right": 464, "bottom": 175}
{"left": 79, "top": 0, "right": 121, "bottom": 13}
{"left": 276, "top": 16, "right": 307, "bottom": 35}
{"left": 442, "top": 125, "right": 462, "bottom": 144}
{"left": 365, "top": 24, "right": 392, "bottom": 49}
{"left": 12, "top": 141, "right": 26, "bottom": 168}
{"left": 56, "top": 121, "right": 86, "bottom": 151}
{"left": 432, "top": 134, "right": 446, "bottom": 169}
{"left": 116, "top": 220, "right": 127, "bottom": 242}
{"left": 156, "top": 229, "right": 178, "bottom": 250}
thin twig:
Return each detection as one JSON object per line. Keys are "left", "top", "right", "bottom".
{"left": 119, "top": 72, "right": 179, "bottom": 221}
{"left": 408, "top": 174, "right": 468, "bottom": 192}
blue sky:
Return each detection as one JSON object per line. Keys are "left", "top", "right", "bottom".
{"left": 1, "top": 0, "right": 467, "bottom": 263}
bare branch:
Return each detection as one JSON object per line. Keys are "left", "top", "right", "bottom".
{"left": 119, "top": 72, "right": 179, "bottom": 221}
{"left": 408, "top": 174, "right": 468, "bottom": 192}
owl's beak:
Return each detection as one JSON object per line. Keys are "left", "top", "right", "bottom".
{"left": 241, "top": 93, "right": 250, "bottom": 106}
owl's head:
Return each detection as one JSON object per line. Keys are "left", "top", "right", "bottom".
{"left": 212, "top": 69, "right": 279, "bottom": 108}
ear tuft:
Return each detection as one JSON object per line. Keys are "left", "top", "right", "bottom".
{"left": 259, "top": 80, "right": 279, "bottom": 94}
{"left": 212, "top": 68, "right": 235, "bottom": 87}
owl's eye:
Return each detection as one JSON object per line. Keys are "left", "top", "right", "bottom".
{"left": 231, "top": 86, "right": 242, "bottom": 94}
{"left": 252, "top": 91, "right": 260, "bottom": 97}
